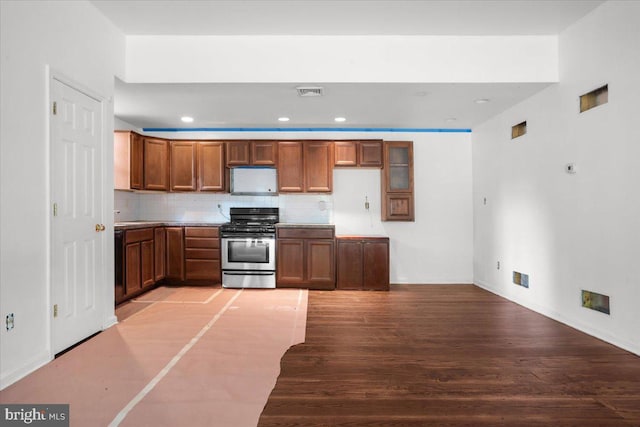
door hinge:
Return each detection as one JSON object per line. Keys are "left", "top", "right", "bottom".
{"left": 53, "top": 304, "right": 58, "bottom": 318}
{"left": 52, "top": 101, "right": 57, "bottom": 115}
{"left": 53, "top": 203, "right": 58, "bottom": 217}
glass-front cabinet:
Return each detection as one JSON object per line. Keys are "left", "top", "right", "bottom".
{"left": 382, "top": 141, "right": 414, "bottom": 221}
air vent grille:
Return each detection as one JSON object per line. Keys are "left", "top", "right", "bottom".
{"left": 296, "top": 86, "right": 324, "bottom": 97}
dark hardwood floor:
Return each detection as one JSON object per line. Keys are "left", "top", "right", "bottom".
{"left": 259, "top": 285, "right": 640, "bottom": 426}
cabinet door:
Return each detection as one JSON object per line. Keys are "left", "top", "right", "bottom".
{"left": 114, "top": 131, "right": 132, "bottom": 190}
{"left": 144, "top": 137, "right": 169, "bottom": 191}
{"left": 334, "top": 141, "right": 357, "bottom": 166}
{"left": 170, "top": 141, "right": 197, "bottom": 191}
{"left": 276, "top": 239, "right": 305, "bottom": 284}
{"left": 382, "top": 141, "right": 414, "bottom": 221}
{"left": 198, "top": 142, "right": 225, "bottom": 191}
{"left": 251, "top": 141, "right": 277, "bottom": 166}
{"left": 154, "top": 227, "right": 166, "bottom": 282}
{"left": 278, "top": 141, "right": 304, "bottom": 192}
{"left": 141, "top": 240, "right": 155, "bottom": 288}
{"left": 306, "top": 239, "right": 335, "bottom": 288}
{"left": 363, "top": 240, "right": 389, "bottom": 290}
{"left": 359, "top": 141, "right": 383, "bottom": 168}
{"left": 336, "top": 240, "right": 363, "bottom": 289}
{"left": 130, "top": 133, "right": 143, "bottom": 190}
{"left": 226, "top": 141, "right": 250, "bottom": 166}
{"left": 125, "top": 243, "right": 142, "bottom": 296}
{"left": 304, "top": 141, "right": 333, "bottom": 192}
{"left": 384, "top": 194, "right": 414, "bottom": 221}
{"left": 165, "top": 227, "right": 184, "bottom": 281}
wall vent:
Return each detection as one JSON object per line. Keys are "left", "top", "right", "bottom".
{"left": 296, "top": 86, "right": 324, "bottom": 97}
{"left": 513, "top": 271, "right": 529, "bottom": 288}
{"left": 582, "top": 290, "right": 610, "bottom": 315}
{"left": 580, "top": 84, "right": 608, "bottom": 113}
{"left": 511, "top": 121, "right": 527, "bottom": 139}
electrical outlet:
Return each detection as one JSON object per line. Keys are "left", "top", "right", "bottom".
{"left": 6, "top": 313, "right": 14, "bottom": 331}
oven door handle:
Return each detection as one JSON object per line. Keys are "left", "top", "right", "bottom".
{"left": 222, "top": 271, "right": 275, "bottom": 276}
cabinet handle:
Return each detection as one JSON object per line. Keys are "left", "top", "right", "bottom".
{"left": 95, "top": 224, "right": 106, "bottom": 232}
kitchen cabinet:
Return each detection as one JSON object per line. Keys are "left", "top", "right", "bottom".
{"left": 119, "top": 228, "right": 155, "bottom": 304}
{"left": 278, "top": 141, "right": 304, "bottom": 192}
{"left": 276, "top": 227, "right": 335, "bottom": 290}
{"left": 143, "top": 137, "right": 169, "bottom": 191}
{"left": 334, "top": 140, "right": 383, "bottom": 168}
{"left": 227, "top": 140, "right": 277, "bottom": 167}
{"left": 278, "top": 141, "right": 333, "bottom": 193}
{"left": 304, "top": 141, "right": 333, "bottom": 192}
{"left": 198, "top": 142, "right": 225, "bottom": 191}
{"left": 184, "top": 227, "right": 221, "bottom": 283}
{"left": 114, "top": 131, "right": 143, "bottom": 190}
{"left": 154, "top": 227, "right": 166, "bottom": 282}
{"left": 165, "top": 227, "right": 185, "bottom": 281}
{"left": 381, "top": 141, "right": 414, "bottom": 221}
{"left": 170, "top": 141, "right": 197, "bottom": 191}
{"left": 336, "top": 236, "right": 389, "bottom": 290}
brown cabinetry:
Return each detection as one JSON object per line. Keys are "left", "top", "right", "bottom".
{"left": 198, "top": 142, "right": 225, "bottom": 191}
{"left": 143, "top": 137, "right": 169, "bottom": 191}
{"left": 154, "top": 227, "right": 166, "bottom": 282}
{"left": 120, "top": 228, "right": 156, "bottom": 304}
{"left": 334, "top": 140, "right": 383, "bottom": 168}
{"left": 184, "top": 227, "right": 221, "bottom": 283}
{"left": 276, "top": 227, "right": 335, "bottom": 289}
{"left": 227, "top": 140, "right": 277, "bottom": 167}
{"left": 165, "top": 227, "right": 184, "bottom": 281}
{"left": 278, "top": 141, "right": 333, "bottom": 193}
{"left": 170, "top": 141, "right": 197, "bottom": 191}
{"left": 336, "top": 236, "right": 389, "bottom": 290}
{"left": 114, "top": 131, "right": 143, "bottom": 190}
{"left": 381, "top": 141, "right": 414, "bottom": 221}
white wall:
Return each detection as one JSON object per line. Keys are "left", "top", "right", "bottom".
{"left": 472, "top": 1, "right": 640, "bottom": 355}
{"left": 0, "top": 1, "right": 125, "bottom": 388}
{"left": 126, "top": 35, "right": 558, "bottom": 83}
{"left": 121, "top": 130, "right": 474, "bottom": 284}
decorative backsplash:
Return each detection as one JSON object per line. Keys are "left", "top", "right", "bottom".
{"left": 114, "top": 190, "right": 333, "bottom": 224}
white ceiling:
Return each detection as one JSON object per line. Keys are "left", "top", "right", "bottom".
{"left": 94, "top": 0, "right": 605, "bottom": 130}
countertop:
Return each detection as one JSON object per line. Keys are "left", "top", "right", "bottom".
{"left": 275, "top": 223, "right": 334, "bottom": 228}
{"left": 114, "top": 221, "right": 225, "bottom": 230}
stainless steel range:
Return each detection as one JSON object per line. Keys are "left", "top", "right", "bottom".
{"left": 220, "top": 207, "right": 278, "bottom": 289}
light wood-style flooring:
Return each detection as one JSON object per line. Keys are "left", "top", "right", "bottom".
{"left": 259, "top": 285, "right": 640, "bottom": 426}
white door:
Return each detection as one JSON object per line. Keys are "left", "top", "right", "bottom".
{"left": 51, "top": 77, "right": 105, "bottom": 354}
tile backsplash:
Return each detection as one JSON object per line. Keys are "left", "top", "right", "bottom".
{"left": 115, "top": 191, "right": 333, "bottom": 224}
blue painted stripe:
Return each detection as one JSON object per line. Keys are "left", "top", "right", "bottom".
{"left": 142, "top": 127, "right": 472, "bottom": 133}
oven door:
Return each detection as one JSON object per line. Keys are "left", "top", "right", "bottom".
{"left": 221, "top": 235, "right": 275, "bottom": 271}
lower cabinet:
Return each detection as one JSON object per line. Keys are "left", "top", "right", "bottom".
{"left": 276, "top": 227, "right": 335, "bottom": 290}
{"left": 117, "top": 227, "right": 156, "bottom": 305}
{"left": 336, "top": 236, "right": 390, "bottom": 290}
{"left": 184, "top": 227, "right": 221, "bottom": 282}
{"left": 165, "top": 227, "right": 185, "bottom": 281}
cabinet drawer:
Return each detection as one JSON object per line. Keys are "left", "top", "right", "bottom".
{"left": 185, "top": 237, "right": 219, "bottom": 249}
{"left": 185, "top": 248, "right": 220, "bottom": 260}
{"left": 277, "top": 227, "right": 334, "bottom": 239}
{"left": 185, "top": 259, "right": 220, "bottom": 280}
{"left": 185, "top": 227, "right": 219, "bottom": 238}
{"left": 125, "top": 228, "right": 154, "bottom": 243}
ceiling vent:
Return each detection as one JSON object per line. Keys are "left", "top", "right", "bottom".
{"left": 296, "top": 86, "right": 324, "bottom": 97}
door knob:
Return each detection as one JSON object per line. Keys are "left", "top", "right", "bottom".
{"left": 95, "top": 224, "right": 106, "bottom": 232}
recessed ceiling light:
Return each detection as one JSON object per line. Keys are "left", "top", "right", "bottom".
{"left": 445, "top": 117, "right": 457, "bottom": 123}
{"left": 278, "top": 117, "right": 290, "bottom": 122}
{"left": 474, "top": 98, "right": 490, "bottom": 104}
{"left": 334, "top": 117, "right": 346, "bottom": 122}
{"left": 181, "top": 116, "right": 194, "bottom": 123}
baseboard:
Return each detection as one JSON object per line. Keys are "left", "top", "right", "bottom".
{"left": 0, "top": 351, "right": 52, "bottom": 390}
{"left": 103, "top": 314, "right": 118, "bottom": 329}
{"left": 474, "top": 280, "right": 640, "bottom": 357}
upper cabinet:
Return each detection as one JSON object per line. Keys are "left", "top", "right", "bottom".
{"left": 304, "top": 141, "right": 333, "bottom": 192}
{"left": 381, "top": 141, "right": 414, "bottom": 221}
{"left": 143, "top": 137, "right": 169, "bottom": 191}
{"left": 334, "top": 140, "right": 383, "bottom": 168}
{"left": 198, "top": 142, "right": 225, "bottom": 191}
{"left": 226, "top": 140, "right": 277, "bottom": 167}
{"left": 278, "top": 141, "right": 333, "bottom": 193}
{"left": 170, "top": 141, "right": 197, "bottom": 191}
{"left": 114, "top": 131, "right": 141, "bottom": 190}
{"left": 169, "top": 140, "right": 226, "bottom": 192}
